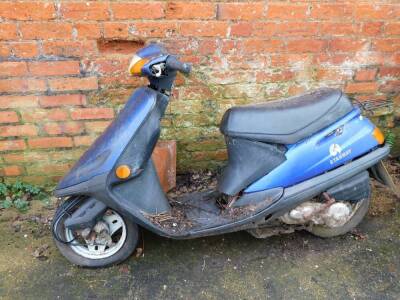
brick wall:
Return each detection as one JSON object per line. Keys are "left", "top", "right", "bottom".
{"left": 0, "top": 1, "right": 399, "bottom": 184}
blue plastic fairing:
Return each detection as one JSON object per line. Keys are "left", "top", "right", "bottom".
{"left": 136, "top": 43, "right": 166, "bottom": 59}
{"left": 56, "top": 87, "right": 157, "bottom": 190}
{"left": 245, "top": 108, "right": 379, "bottom": 192}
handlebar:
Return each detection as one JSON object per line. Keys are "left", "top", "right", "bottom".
{"left": 166, "top": 56, "right": 191, "bottom": 75}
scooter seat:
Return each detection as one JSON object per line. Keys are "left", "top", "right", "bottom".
{"left": 220, "top": 88, "right": 353, "bottom": 144}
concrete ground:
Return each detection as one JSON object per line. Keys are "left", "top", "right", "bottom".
{"left": 0, "top": 186, "right": 399, "bottom": 300}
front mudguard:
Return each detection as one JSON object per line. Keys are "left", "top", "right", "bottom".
{"left": 369, "top": 160, "right": 399, "bottom": 197}
{"left": 63, "top": 197, "right": 107, "bottom": 231}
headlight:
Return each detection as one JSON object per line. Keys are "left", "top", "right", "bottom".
{"left": 128, "top": 54, "right": 148, "bottom": 76}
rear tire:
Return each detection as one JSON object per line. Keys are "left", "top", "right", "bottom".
{"left": 53, "top": 204, "right": 139, "bottom": 268}
{"left": 306, "top": 196, "right": 370, "bottom": 238}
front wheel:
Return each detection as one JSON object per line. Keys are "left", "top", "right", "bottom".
{"left": 53, "top": 202, "right": 139, "bottom": 268}
{"left": 306, "top": 196, "right": 370, "bottom": 238}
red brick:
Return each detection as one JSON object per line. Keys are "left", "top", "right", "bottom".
{"left": 48, "top": 77, "right": 98, "bottom": 92}
{"left": 43, "top": 122, "right": 84, "bottom": 135}
{"left": 0, "top": 111, "right": 18, "bottom": 123}
{"left": 315, "top": 69, "right": 349, "bottom": 81}
{"left": 74, "top": 23, "right": 102, "bottom": 39}
{"left": 355, "top": 94, "right": 387, "bottom": 103}
{"left": 254, "top": 22, "right": 318, "bottom": 37}
{"left": 103, "top": 23, "right": 129, "bottom": 39}
{"left": 1, "top": 165, "right": 22, "bottom": 176}
{"left": 230, "top": 23, "right": 253, "bottom": 37}
{"left": 0, "top": 23, "right": 17, "bottom": 40}
{"left": 181, "top": 21, "right": 228, "bottom": 37}
{"left": 21, "top": 109, "right": 68, "bottom": 122}
{"left": 385, "top": 23, "right": 400, "bottom": 35}
{"left": 28, "top": 137, "right": 73, "bottom": 149}
{"left": 111, "top": 2, "right": 164, "bottom": 20}
{"left": 0, "top": 62, "right": 28, "bottom": 77}
{"left": 287, "top": 40, "right": 327, "bottom": 53}
{"left": 354, "top": 4, "right": 398, "bottom": 20}
{"left": 0, "top": 2, "right": 55, "bottom": 20}
{"left": 380, "top": 80, "right": 400, "bottom": 93}
{"left": 73, "top": 135, "right": 96, "bottom": 146}
{"left": 379, "top": 67, "right": 400, "bottom": 78}
{"left": 345, "top": 82, "right": 378, "bottom": 94}
{"left": 361, "top": 22, "right": 383, "bottom": 36}
{"left": 198, "top": 40, "right": 218, "bottom": 55}
{"left": 0, "top": 139, "right": 26, "bottom": 151}
{"left": 84, "top": 121, "right": 112, "bottom": 133}
{"left": 267, "top": 4, "right": 308, "bottom": 20}
{"left": 166, "top": 2, "right": 215, "bottom": 20}
{"left": 39, "top": 94, "right": 86, "bottom": 108}
{"left": 0, "top": 43, "right": 10, "bottom": 57}
{"left": 329, "top": 39, "right": 368, "bottom": 52}
{"left": 392, "top": 53, "right": 400, "bottom": 65}
{"left": 355, "top": 69, "right": 378, "bottom": 81}
{"left": 373, "top": 39, "right": 400, "bottom": 52}
{"left": 28, "top": 61, "right": 80, "bottom": 77}
{"left": 256, "top": 70, "right": 294, "bottom": 83}
{"left": 130, "top": 22, "right": 178, "bottom": 38}
{"left": 320, "top": 23, "right": 356, "bottom": 36}
{"left": 241, "top": 39, "right": 285, "bottom": 53}
{"left": 152, "top": 141, "right": 176, "bottom": 192}
{"left": 311, "top": 4, "right": 352, "bottom": 20}
{"left": 271, "top": 53, "right": 310, "bottom": 67}
{"left": 61, "top": 2, "right": 110, "bottom": 21}
{"left": 42, "top": 41, "right": 97, "bottom": 57}
{"left": 0, "top": 95, "right": 39, "bottom": 109}
{"left": 0, "top": 78, "right": 47, "bottom": 93}
{"left": 10, "top": 42, "right": 39, "bottom": 58}
{"left": 20, "top": 23, "right": 73, "bottom": 40}
{"left": 354, "top": 52, "right": 385, "bottom": 65}
{"left": 71, "top": 108, "right": 114, "bottom": 120}
{"left": 218, "top": 3, "right": 264, "bottom": 20}
{"left": 0, "top": 124, "right": 37, "bottom": 137}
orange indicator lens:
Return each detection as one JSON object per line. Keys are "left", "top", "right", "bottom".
{"left": 372, "top": 127, "right": 385, "bottom": 145}
{"left": 115, "top": 165, "right": 131, "bottom": 179}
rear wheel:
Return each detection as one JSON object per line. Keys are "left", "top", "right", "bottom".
{"left": 53, "top": 203, "right": 139, "bottom": 268}
{"left": 306, "top": 196, "right": 370, "bottom": 238}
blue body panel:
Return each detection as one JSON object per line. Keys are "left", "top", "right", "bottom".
{"left": 57, "top": 88, "right": 157, "bottom": 190}
{"left": 245, "top": 108, "right": 379, "bottom": 193}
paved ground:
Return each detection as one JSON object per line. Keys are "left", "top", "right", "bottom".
{"left": 0, "top": 187, "right": 399, "bottom": 300}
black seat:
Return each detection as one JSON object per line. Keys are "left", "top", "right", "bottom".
{"left": 220, "top": 88, "right": 354, "bottom": 144}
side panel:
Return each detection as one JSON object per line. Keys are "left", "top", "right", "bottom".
{"left": 245, "top": 109, "right": 379, "bottom": 192}
{"left": 218, "top": 137, "right": 286, "bottom": 195}
{"left": 56, "top": 87, "right": 157, "bottom": 190}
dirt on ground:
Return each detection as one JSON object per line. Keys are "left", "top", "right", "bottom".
{"left": 0, "top": 160, "right": 399, "bottom": 299}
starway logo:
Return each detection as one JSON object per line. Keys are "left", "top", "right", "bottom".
{"left": 329, "top": 143, "right": 352, "bottom": 165}
{"left": 329, "top": 144, "right": 342, "bottom": 156}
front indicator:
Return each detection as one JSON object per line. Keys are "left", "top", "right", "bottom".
{"left": 115, "top": 165, "right": 131, "bottom": 179}
{"left": 372, "top": 127, "right": 385, "bottom": 145}
{"left": 128, "top": 55, "right": 148, "bottom": 76}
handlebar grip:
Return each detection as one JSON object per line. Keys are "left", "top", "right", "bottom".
{"left": 166, "top": 56, "right": 191, "bottom": 75}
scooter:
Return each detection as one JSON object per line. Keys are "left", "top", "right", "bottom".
{"left": 52, "top": 43, "right": 393, "bottom": 268}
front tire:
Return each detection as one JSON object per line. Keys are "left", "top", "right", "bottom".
{"left": 53, "top": 204, "right": 139, "bottom": 268}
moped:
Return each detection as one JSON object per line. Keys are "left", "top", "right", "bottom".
{"left": 52, "top": 43, "right": 393, "bottom": 267}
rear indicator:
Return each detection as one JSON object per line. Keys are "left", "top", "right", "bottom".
{"left": 372, "top": 127, "right": 385, "bottom": 145}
